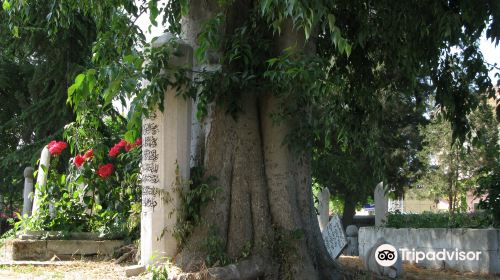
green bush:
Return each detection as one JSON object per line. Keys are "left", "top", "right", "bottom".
{"left": 9, "top": 138, "right": 142, "bottom": 240}
{"left": 386, "top": 212, "right": 495, "bottom": 229}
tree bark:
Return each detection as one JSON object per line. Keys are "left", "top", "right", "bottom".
{"left": 174, "top": 2, "right": 340, "bottom": 279}
{"left": 342, "top": 192, "right": 356, "bottom": 229}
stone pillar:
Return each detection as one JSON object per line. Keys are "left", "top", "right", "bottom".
{"left": 141, "top": 33, "right": 193, "bottom": 265}
{"left": 374, "top": 182, "right": 388, "bottom": 227}
{"left": 32, "top": 146, "right": 50, "bottom": 216}
{"left": 317, "top": 187, "right": 330, "bottom": 232}
{"left": 22, "top": 167, "right": 34, "bottom": 217}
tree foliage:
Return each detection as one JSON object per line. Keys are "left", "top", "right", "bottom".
{"left": 415, "top": 98, "right": 498, "bottom": 213}
{"left": 0, "top": 1, "right": 96, "bottom": 216}
{"left": 1, "top": 0, "right": 499, "bottom": 276}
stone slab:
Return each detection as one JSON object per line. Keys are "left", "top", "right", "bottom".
{"left": 323, "top": 215, "right": 347, "bottom": 259}
{"left": 46, "top": 240, "right": 123, "bottom": 256}
{"left": 0, "top": 261, "right": 73, "bottom": 266}
{"left": 1, "top": 239, "right": 124, "bottom": 261}
{"left": 19, "top": 231, "right": 104, "bottom": 240}
{"left": 125, "top": 265, "right": 146, "bottom": 277}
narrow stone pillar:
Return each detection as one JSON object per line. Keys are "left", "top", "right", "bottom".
{"left": 141, "top": 33, "right": 193, "bottom": 265}
{"left": 374, "top": 182, "right": 388, "bottom": 227}
{"left": 32, "top": 146, "right": 50, "bottom": 216}
{"left": 22, "top": 167, "right": 34, "bottom": 217}
{"left": 317, "top": 187, "right": 330, "bottom": 232}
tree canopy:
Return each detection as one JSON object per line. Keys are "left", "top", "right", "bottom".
{"left": 1, "top": 0, "right": 499, "bottom": 277}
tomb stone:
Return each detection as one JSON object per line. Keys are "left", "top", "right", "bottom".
{"left": 140, "top": 33, "right": 193, "bottom": 265}
{"left": 322, "top": 214, "right": 347, "bottom": 259}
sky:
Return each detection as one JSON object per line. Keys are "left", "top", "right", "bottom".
{"left": 479, "top": 32, "right": 500, "bottom": 84}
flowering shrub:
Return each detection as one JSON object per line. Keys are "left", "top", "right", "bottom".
{"left": 17, "top": 137, "right": 142, "bottom": 237}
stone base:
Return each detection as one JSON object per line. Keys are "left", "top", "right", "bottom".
{"left": 125, "top": 265, "right": 146, "bottom": 277}
{"left": 0, "top": 239, "right": 124, "bottom": 261}
{"left": 17, "top": 231, "right": 105, "bottom": 240}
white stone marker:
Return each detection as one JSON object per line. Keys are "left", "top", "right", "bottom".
{"left": 317, "top": 187, "right": 330, "bottom": 232}
{"left": 374, "top": 182, "right": 388, "bottom": 227}
{"left": 31, "top": 146, "right": 50, "bottom": 217}
{"left": 22, "top": 167, "right": 34, "bottom": 217}
{"left": 141, "top": 33, "right": 193, "bottom": 265}
{"left": 322, "top": 214, "right": 347, "bottom": 259}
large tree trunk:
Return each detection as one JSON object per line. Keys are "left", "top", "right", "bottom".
{"left": 173, "top": 1, "right": 340, "bottom": 279}
{"left": 342, "top": 192, "right": 356, "bottom": 229}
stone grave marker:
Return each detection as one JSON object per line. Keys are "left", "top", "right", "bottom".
{"left": 322, "top": 214, "right": 347, "bottom": 259}
{"left": 32, "top": 146, "right": 50, "bottom": 217}
{"left": 374, "top": 182, "right": 388, "bottom": 227}
{"left": 140, "top": 33, "right": 193, "bottom": 265}
{"left": 317, "top": 187, "right": 330, "bottom": 232}
{"left": 22, "top": 167, "right": 34, "bottom": 217}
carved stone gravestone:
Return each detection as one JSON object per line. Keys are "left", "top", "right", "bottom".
{"left": 317, "top": 187, "right": 330, "bottom": 232}
{"left": 322, "top": 214, "right": 347, "bottom": 259}
{"left": 374, "top": 182, "right": 388, "bottom": 227}
{"left": 32, "top": 146, "right": 50, "bottom": 217}
{"left": 140, "top": 33, "right": 193, "bottom": 265}
{"left": 22, "top": 167, "right": 34, "bottom": 217}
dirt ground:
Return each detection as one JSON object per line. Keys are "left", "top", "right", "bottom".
{"left": 0, "top": 261, "right": 150, "bottom": 280}
{"left": 338, "top": 256, "right": 500, "bottom": 280}
{"left": 0, "top": 257, "right": 499, "bottom": 279}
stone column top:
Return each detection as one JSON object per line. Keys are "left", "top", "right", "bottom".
{"left": 151, "top": 33, "right": 193, "bottom": 67}
{"left": 24, "top": 167, "right": 34, "bottom": 179}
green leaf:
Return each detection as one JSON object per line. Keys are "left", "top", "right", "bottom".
{"left": 12, "top": 26, "right": 19, "bottom": 38}
{"left": 304, "top": 24, "right": 310, "bottom": 40}
{"left": 2, "top": 0, "right": 10, "bottom": 11}
{"left": 67, "top": 84, "right": 77, "bottom": 98}
{"left": 87, "top": 74, "right": 95, "bottom": 93}
{"left": 327, "top": 14, "right": 336, "bottom": 31}
{"left": 74, "top": 73, "right": 86, "bottom": 89}
{"left": 149, "top": 0, "right": 158, "bottom": 26}
{"left": 345, "top": 43, "right": 352, "bottom": 57}
{"left": 124, "top": 130, "right": 137, "bottom": 143}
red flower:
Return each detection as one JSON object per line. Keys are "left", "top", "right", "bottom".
{"left": 48, "top": 141, "right": 68, "bottom": 155}
{"left": 109, "top": 146, "right": 121, "bottom": 157}
{"left": 117, "top": 139, "right": 127, "bottom": 147}
{"left": 74, "top": 155, "right": 85, "bottom": 168}
{"left": 97, "top": 163, "right": 114, "bottom": 178}
{"left": 47, "top": 141, "right": 57, "bottom": 149}
{"left": 125, "top": 143, "right": 133, "bottom": 152}
{"left": 84, "top": 149, "right": 94, "bottom": 160}
{"left": 135, "top": 138, "right": 142, "bottom": 146}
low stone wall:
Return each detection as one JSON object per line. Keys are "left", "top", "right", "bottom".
{"left": 0, "top": 239, "right": 124, "bottom": 261}
{"left": 359, "top": 227, "right": 500, "bottom": 274}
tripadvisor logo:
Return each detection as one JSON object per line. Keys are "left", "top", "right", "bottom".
{"left": 374, "top": 244, "right": 482, "bottom": 267}
{"left": 375, "top": 244, "right": 398, "bottom": 267}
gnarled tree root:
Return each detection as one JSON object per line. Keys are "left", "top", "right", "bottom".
{"left": 168, "top": 256, "right": 266, "bottom": 280}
